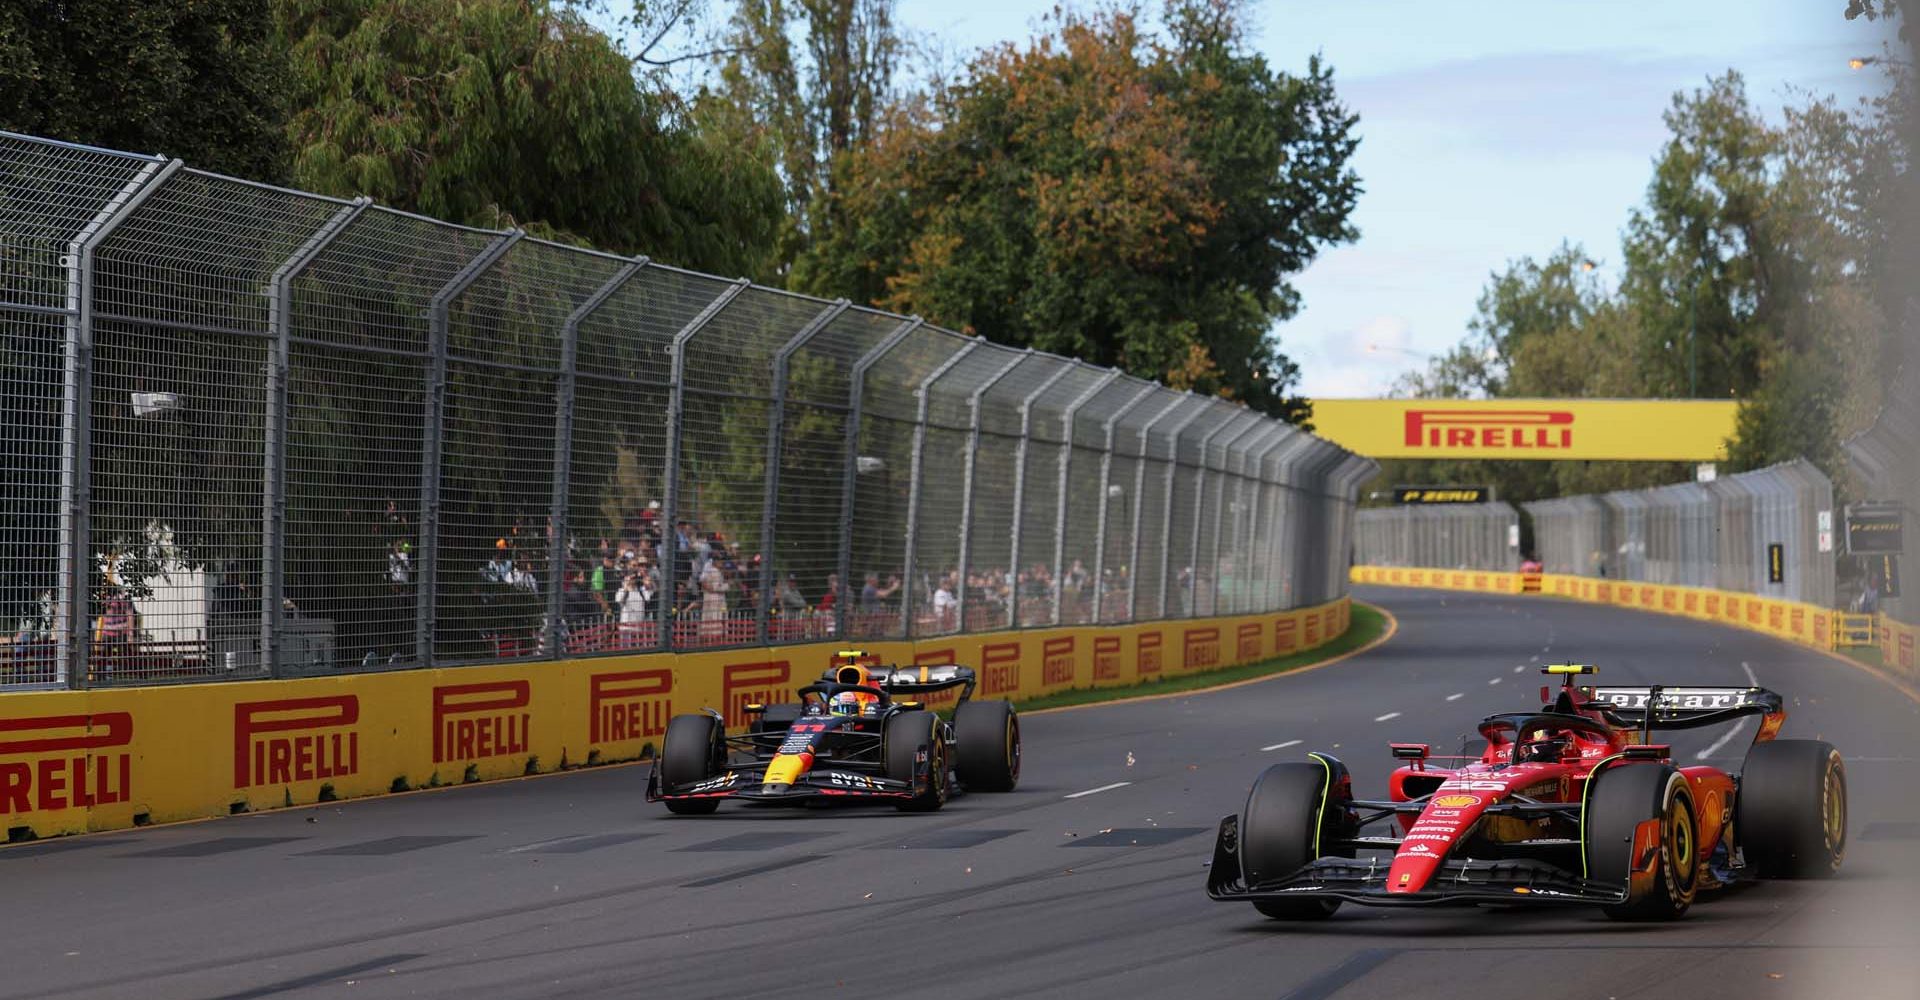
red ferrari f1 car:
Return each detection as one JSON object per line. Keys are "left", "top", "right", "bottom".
{"left": 1208, "top": 665, "right": 1846, "bottom": 920}
{"left": 646, "top": 651, "right": 1021, "bottom": 814}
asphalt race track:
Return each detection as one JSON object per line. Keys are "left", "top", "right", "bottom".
{"left": 6, "top": 587, "right": 1919, "bottom": 1000}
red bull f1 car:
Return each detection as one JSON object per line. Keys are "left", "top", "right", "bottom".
{"left": 1208, "top": 665, "right": 1846, "bottom": 920}
{"left": 646, "top": 651, "right": 1021, "bottom": 814}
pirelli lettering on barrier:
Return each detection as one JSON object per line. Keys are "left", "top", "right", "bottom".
{"left": 432, "top": 681, "right": 530, "bottom": 764}
{"left": 1183, "top": 628, "right": 1220, "bottom": 670}
{"left": 1274, "top": 615, "right": 1299, "bottom": 654}
{"left": 723, "top": 661, "right": 793, "bottom": 727}
{"left": 1789, "top": 608, "right": 1805, "bottom": 637}
{"left": 1304, "top": 613, "right": 1321, "bottom": 647}
{"left": 1900, "top": 631, "right": 1915, "bottom": 671}
{"left": 1093, "top": 636, "right": 1122, "bottom": 681}
{"left": 982, "top": 642, "right": 1022, "bottom": 696}
{"left": 1137, "top": 632, "right": 1163, "bottom": 676}
{"left": 234, "top": 696, "right": 359, "bottom": 789}
{"left": 1405, "top": 409, "right": 1573, "bottom": 451}
{"left": 1685, "top": 592, "right": 1701, "bottom": 614}
{"left": 1, "top": 712, "right": 133, "bottom": 813}
{"left": 1042, "top": 637, "right": 1075, "bottom": 687}
{"left": 1237, "top": 623, "right": 1261, "bottom": 661}
{"left": 589, "top": 669, "right": 671, "bottom": 744}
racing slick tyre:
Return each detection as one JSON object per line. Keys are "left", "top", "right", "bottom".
{"left": 885, "top": 710, "right": 949, "bottom": 813}
{"left": 660, "top": 713, "right": 726, "bottom": 815}
{"left": 1585, "top": 763, "right": 1699, "bottom": 920}
{"left": 1240, "top": 761, "right": 1345, "bottom": 920}
{"left": 953, "top": 700, "right": 1020, "bottom": 792}
{"left": 1736, "top": 739, "right": 1846, "bottom": 878}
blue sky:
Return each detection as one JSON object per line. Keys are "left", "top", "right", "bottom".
{"left": 892, "top": 0, "right": 1898, "bottom": 398}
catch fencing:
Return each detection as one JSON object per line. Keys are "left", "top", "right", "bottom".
{"left": 1353, "top": 503, "right": 1518, "bottom": 571}
{"left": 1522, "top": 459, "right": 1835, "bottom": 608}
{"left": 0, "top": 130, "right": 1376, "bottom": 691}
{"left": 1845, "top": 365, "right": 1916, "bottom": 627}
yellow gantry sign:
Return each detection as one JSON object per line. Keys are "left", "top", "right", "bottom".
{"left": 1310, "top": 399, "right": 1740, "bottom": 461}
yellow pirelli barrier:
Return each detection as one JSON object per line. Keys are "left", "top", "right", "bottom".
{"left": 0, "top": 597, "right": 1351, "bottom": 840}
{"left": 1884, "top": 617, "right": 1918, "bottom": 678}
{"left": 1352, "top": 565, "right": 1882, "bottom": 663}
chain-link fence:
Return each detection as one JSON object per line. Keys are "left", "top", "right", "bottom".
{"left": 1522, "top": 459, "right": 1836, "bottom": 607}
{"left": 1354, "top": 503, "right": 1519, "bottom": 571}
{"left": 1845, "top": 364, "right": 1917, "bottom": 626}
{"left": 0, "top": 130, "right": 1375, "bottom": 690}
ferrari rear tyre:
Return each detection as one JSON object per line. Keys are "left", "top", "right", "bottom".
{"left": 1737, "top": 739, "right": 1846, "bottom": 878}
{"left": 885, "top": 711, "right": 949, "bottom": 813}
{"left": 953, "top": 700, "right": 1020, "bottom": 792}
{"left": 1585, "top": 764, "right": 1698, "bottom": 920}
{"left": 660, "top": 714, "right": 725, "bottom": 815}
{"left": 1240, "top": 762, "right": 1342, "bottom": 920}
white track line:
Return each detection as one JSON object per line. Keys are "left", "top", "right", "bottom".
{"left": 1262, "top": 740, "right": 1302, "bottom": 752}
{"left": 1064, "top": 781, "right": 1132, "bottom": 799}
{"left": 1374, "top": 712, "right": 1401, "bottom": 722}
{"left": 1488, "top": 677, "right": 1502, "bottom": 685}
{"left": 1513, "top": 665, "right": 1526, "bottom": 673}
{"left": 1696, "top": 662, "right": 1760, "bottom": 760}
{"left": 1445, "top": 693, "right": 1465, "bottom": 702}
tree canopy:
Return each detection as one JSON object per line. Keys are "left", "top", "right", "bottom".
{"left": 792, "top": 2, "right": 1360, "bottom": 421}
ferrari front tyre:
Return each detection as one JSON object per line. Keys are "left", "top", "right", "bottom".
{"left": 659, "top": 713, "right": 725, "bottom": 815}
{"left": 885, "top": 710, "right": 949, "bottom": 813}
{"left": 1737, "top": 739, "right": 1846, "bottom": 878}
{"left": 1240, "top": 762, "right": 1342, "bottom": 920}
{"left": 953, "top": 700, "right": 1020, "bottom": 792}
{"left": 1584, "top": 763, "right": 1698, "bottom": 920}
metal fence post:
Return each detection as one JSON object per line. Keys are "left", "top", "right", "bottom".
{"left": 901, "top": 339, "right": 980, "bottom": 636}
{"left": 59, "top": 156, "right": 180, "bottom": 690}
{"left": 1051, "top": 370, "right": 1120, "bottom": 625}
{"left": 1212, "top": 419, "right": 1267, "bottom": 616}
{"left": 660, "top": 278, "right": 751, "bottom": 650}
{"left": 759, "top": 300, "right": 849, "bottom": 643}
{"left": 264, "top": 197, "right": 369, "bottom": 678}
{"left": 1126, "top": 392, "right": 1187, "bottom": 623}
{"left": 956, "top": 350, "right": 1029, "bottom": 633}
{"left": 1090, "top": 384, "right": 1156, "bottom": 625}
{"left": 1189, "top": 407, "right": 1244, "bottom": 618}
{"left": 415, "top": 230, "right": 524, "bottom": 667}
{"left": 837, "top": 317, "right": 921, "bottom": 639}
{"left": 1248, "top": 428, "right": 1295, "bottom": 613}
{"left": 545, "top": 258, "right": 646, "bottom": 657}
{"left": 1006, "top": 362, "right": 1076, "bottom": 629}
{"left": 1161, "top": 399, "right": 1219, "bottom": 620}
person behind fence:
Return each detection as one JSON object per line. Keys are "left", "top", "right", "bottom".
{"left": 932, "top": 573, "right": 958, "bottom": 630}
{"left": 777, "top": 572, "right": 807, "bottom": 617}
{"left": 616, "top": 571, "right": 651, "bottom": 634}
{"left": 699, "top": 550, "right": 730, "bottom": 639}
{"left": 484, "top": 539, "right": 513, "bottom": 585}
{"left": 95, "top": 585, "right": 136, "bottom": 650}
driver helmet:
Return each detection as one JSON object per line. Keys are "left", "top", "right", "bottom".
{"left": 830, "top": 663, "right": 878, "bottom": 716}
{"left": 1519, "top": 726, "right": 1573, "bottom": 763}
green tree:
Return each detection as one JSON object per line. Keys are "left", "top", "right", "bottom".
{"left": 0, "top": 0, "right": 291, "bottom": 180}
{"left": 795, "top": 1, "right": 1359, "bottom": 421}
{"left": 280, "top": 0, "right": 785, "bottom": 277}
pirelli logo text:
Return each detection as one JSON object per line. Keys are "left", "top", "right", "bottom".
{"left": 1405, "top": 409, "right": 1573, "bottom": 451}
{"left": 234, "top": 696, "right": 359, "bottom": 789}
{"left": 1042, "top": 638, "right": 1075, "bottom": 687}
{"left": 1304, "top": 613, "right": 1321, "bottom": 647}
{"left": 982, "top": 642, "right": 1022, "bottom": 696}
{"left": 2, "top": 712, "right": 133, "bottom": 813}
{"left": 723, "top": 661, "right": 792, "bottom": 727}
{"left": 1137, "top": 632, "right": 1163, "bottom": 676}
{"left": 589, "top": 669, "right": 671, "bottom": 744}
{"left": 1274, "top": 616, "right": 1299, "bottom": 654}
{"left": 1092, "top": 636, "right": 1122, "bottom": 681}
{"left": 1183, "top": 628, "right": 1220, "bottom": 671}
{"left": 1236, "top": 623, "right": 1261, "bottom": 661}
{"left": 433, "top": 681, "right": 530, "bottom": 764}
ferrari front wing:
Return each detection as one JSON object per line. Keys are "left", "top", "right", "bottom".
{"left": 1205, "top": 815, "right": 1629, "bottom": 907}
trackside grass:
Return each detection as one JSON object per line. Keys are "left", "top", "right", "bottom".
{"left": 1007, "top": 603, "right": 1392, "bottom": 715}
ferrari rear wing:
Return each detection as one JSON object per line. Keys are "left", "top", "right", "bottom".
{"left": 1590, "top": 685, "right": 1785, "bottom": 742}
